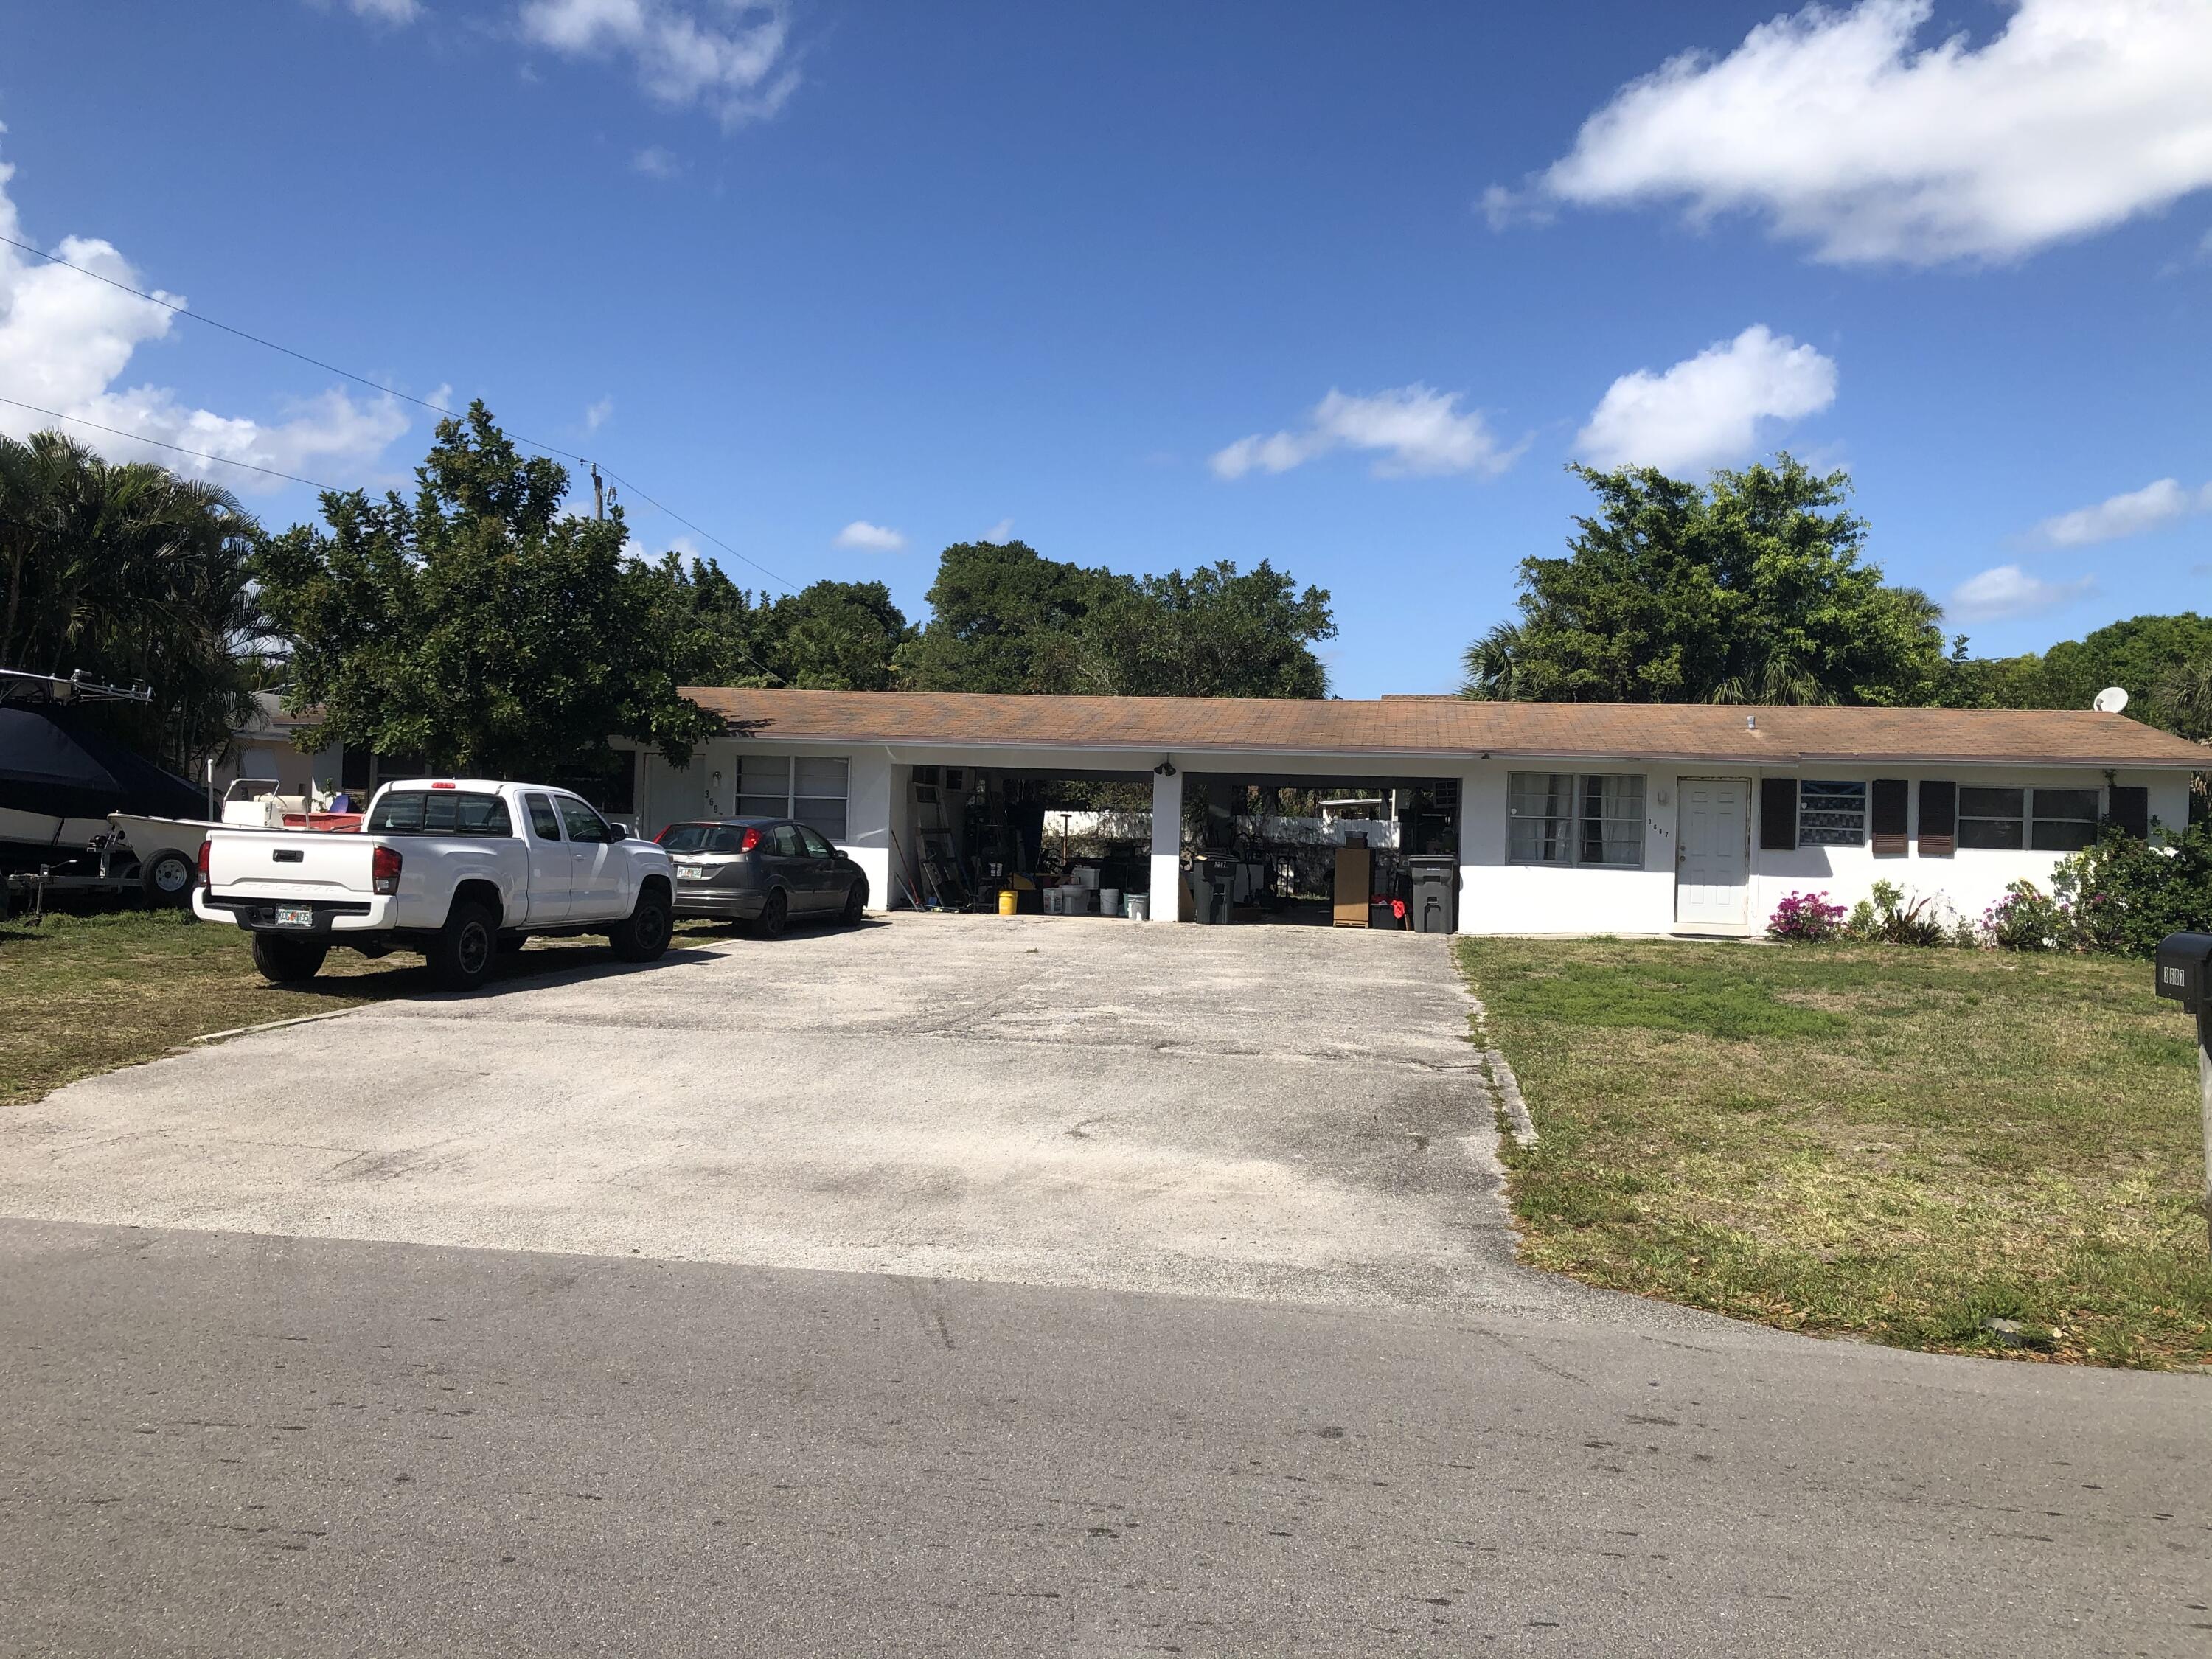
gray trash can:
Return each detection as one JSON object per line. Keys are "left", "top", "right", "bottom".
{"left": 1408, "top": 855, "right": 1457, "bottom": 935}
{"left": 1189, "top": 854, "right": 1234, "bottom": 924}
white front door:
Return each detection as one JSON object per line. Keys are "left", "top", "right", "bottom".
{"left": 1676, "top": 779, "right": 1750, "bottom": 929}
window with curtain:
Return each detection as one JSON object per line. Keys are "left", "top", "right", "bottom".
{"left": 737, "top": 755, "right": 791, "bottom": 821}
{"left": 2030, "top": 787, "right": 2100, "bottom": 852}
{"left": 794, "top": 757, "right": 849, "bottom": 841}
{"left": 1508, "top": 772, "right": 1644, "bottom": 867}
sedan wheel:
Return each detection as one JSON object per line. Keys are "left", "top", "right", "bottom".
{"left": 757, "top": 888, "right": 790, "bottom": 939}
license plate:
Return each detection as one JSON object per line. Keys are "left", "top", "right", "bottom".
{"left": 274, "top": 905, "right": 314, "bottom": 928}
{"left": 678, "top": 865, "right": 705, "bottom": 880}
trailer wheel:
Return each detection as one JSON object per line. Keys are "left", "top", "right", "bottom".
{"left": 251, "top": 932, "right": 329, "bottom": 984}
{"left": 141, "top": 849, "right": 195, "bottom": 909}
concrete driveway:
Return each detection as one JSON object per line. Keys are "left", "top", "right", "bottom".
{"left": 0, "top": 915, "right": 1581, "bottom": 1318}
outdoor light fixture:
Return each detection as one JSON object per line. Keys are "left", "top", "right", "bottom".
{"left": 1154, "top": 761, "right": 1177, "bottom": 777}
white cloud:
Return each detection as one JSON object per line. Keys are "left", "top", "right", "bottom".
{"left": 2028, "top": 477, "right": 2212, "bottom": 546}
{"left": 834, "top": 520, "right": 905, "bottom": 552}
{"left": 1576, "top": 325, "right": 1836, "bottom": 474}
{"left": 1520, "top": 0, "right": 2212, "bottom": 266}
{"left": 519, "top": 0, "right": 799, "bottom": 128}
{"left": 584, "top": 395, "right": 613, "bottom": 431}
{"left": 0, "top": 146, "right": 410, "bottom": 493}
{"left": 1946, "top": 563, "right": 2096, "bottom": 621}
{"left": 1211, "top": 386, "right": 1522, "bottom": 481}
{"left": 631, "top": 145, "right": 681, "bottom": 178}
{"left": 981, "top": 518, "right": 1014, "bottom": 543}
{"left": 347, "top": 0, "right": 422, "bottom": 22}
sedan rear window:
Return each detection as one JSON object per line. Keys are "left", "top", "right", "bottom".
{"left": 366, "top": 790, "right": 514, "bottom": 836}
{"left": 660, "top": 822, "right": 761, "bottom": 853}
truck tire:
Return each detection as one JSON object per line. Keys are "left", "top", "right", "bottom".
{"left": 251, "top": 932, "right": 330, "bottom": 984}
{"left": 141, "top": 849, "right": 195, "bottom": 909}
{"left": 608, "top": 882, "right": 673, "bottom": 962}
{"left": 429, "top": 900, "right": 498, "bottom": 992}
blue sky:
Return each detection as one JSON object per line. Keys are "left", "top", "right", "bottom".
{"left": 2, "top": 0, "right": 2209, "bottom": 697}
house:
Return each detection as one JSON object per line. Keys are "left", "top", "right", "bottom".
{"left": 622, "top": 686, "right": 2202, "bottom": 934}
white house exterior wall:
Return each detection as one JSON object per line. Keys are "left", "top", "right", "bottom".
{"left": 633, "top": 737, "right": 2194, "bottom": 934}
{"left": 1456, "top": 760, "right": 2192, "bottom": 936}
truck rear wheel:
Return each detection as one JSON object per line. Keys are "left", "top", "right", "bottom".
{"left": 251, "top": 932, "right": 329, "bottom": 984}
{"left": 429, "top": 900, "right": 498, "bottom": 992}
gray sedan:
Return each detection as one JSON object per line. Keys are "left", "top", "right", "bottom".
{"left": 658, "top": 818, "right": 868, "bottom": 936}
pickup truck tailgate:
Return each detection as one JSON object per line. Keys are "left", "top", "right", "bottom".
{"left": 205, "top": 830, "right": 375, "bottom": 899}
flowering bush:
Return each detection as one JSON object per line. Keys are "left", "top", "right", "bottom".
{"left": 1984, "top": 879, "right": 2067, "bottom": 952}
{"left": 1767, "top": 890, "right": 1847, "bottom": 942}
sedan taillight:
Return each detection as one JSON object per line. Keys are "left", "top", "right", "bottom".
{"left": 372, "top": 845, "right": 402, "bottom": 895}
{"left": 740, "top": 826, "right": 762, "bottom": 852}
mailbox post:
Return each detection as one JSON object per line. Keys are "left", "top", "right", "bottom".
{"left": 2154, "top": 931, "right": 2212, "bottom": 1253}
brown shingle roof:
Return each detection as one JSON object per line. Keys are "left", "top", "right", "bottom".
{"left": 677, "top": 687, "right": 2208, "bottom": 769}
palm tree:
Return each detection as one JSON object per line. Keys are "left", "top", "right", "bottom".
{"left": 0, "top": 431, "right": 265, "bottom": 770}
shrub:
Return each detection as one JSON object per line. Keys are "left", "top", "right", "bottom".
{"left": 1863, "top": 878, "right": 1949, "bottom": 947}
{"left": 1986, "top": 879, "right": 2066, "bottom": 951}
{"left": 2048, "top": 820, "right": 2212, "bottom": 957}
{"left": 1767, "top": 890, "right": 1846, "bottom": 942}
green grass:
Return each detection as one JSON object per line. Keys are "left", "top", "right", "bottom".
{"left": 0, "top": 908, "right": 723, "bottom": 1111}
{"left": 1456, "top": 937, "right": 2212, "bottom": 1369}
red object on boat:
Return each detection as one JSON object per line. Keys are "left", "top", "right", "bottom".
{"left": 279, "top": 812, "right": 365, "bottom": 832}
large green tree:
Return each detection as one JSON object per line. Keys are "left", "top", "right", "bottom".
{"left": 1464, "top": 456, "right": 1946, "bottom": 706}
{"left": 0, "top": 430, "right": 264, "bottom": 769}
{"left": 900, "top": 539, "right": 1334, "bottom": 698}
{"left": 254, "top": 403, "right": 720, "bottom": 779}
{"left": 1933, "top": 613, "right": 2212, "bottom": 738}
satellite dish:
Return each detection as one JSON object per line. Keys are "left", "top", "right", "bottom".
{"left": 2092, "top": 686, "right": 2130, "bottom": 714}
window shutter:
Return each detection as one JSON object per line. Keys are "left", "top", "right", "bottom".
{"left": 1871, "top": 778, "right": 1909, "bottom": 856}
{"left": 1918, "top": 779, "right": 1956, "bottom": 858}
{"left": 1759, "top": 778, "right": 1798, "bottom": 851}
{"left": 2105, "top": 785, "right": 2149, "bottom": 841}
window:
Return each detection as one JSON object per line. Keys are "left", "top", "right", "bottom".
{"left": 734, "top": 754, "right": 850, "bottom": 841}
{"left": 366, "top": 790, "right": 513, "bottom": 837}
{"left": 524, "top": 793, "right": 563, "bottom": 841}
{"left": 557, "top": 796, "right": 611, "bottom": 845}
{"left": 1507, "top": 772, "right": 1644, "bottom": 866}
{"left": 795, "top": 757, "right": 849, "bottom": 841}
{"left": 737, "top": 756, "right": 789, "bottom": 821}
{"left": 1958, "top": 787, "right": 2025, "bottom": 850}
{"left": 766, "top": 824, "right": 804, "bottom": 858}
{"left": 798, "top": 826, "right": 835, "bottom": 858}
{"left": 1797, "top": 781, "right": 1866, "bottom": 846}
{"left": 2031, "top": 788, "right": 2100, "bottom": 852}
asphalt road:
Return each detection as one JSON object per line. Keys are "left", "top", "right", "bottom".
{"left": 4, "top": 1219, "right": 2209, "bottom": 1658}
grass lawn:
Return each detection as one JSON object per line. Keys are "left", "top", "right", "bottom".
{"left": 1456, "top": 937, "right": 2212, "bottom": 1369}
{"left": 0, "top": 908, "right": 724, "bottom": 1112}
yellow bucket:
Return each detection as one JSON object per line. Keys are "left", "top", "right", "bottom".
{"left": 998, "top": 888, "right": 1018, "bottom": 917}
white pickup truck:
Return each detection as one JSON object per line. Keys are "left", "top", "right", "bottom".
{"left": 194, "top": 778, "right": 675, "bottom": 992}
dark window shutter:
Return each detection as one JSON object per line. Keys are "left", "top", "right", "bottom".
{"left": 1759, "top": 778, "right": 1798, "bottom": 850}
{"left": 2105, "top": 785, "right": 2149, "bottom": 841}
{"left": 1871, "top": 778, "right": 1909, "bottom": 855}
{"left": 1918, "top": 779, "right": 1956, "bottom": 858}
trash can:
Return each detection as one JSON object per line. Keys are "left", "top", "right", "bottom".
{"left": 1124, "top": 893, "right": 1149, "bottom": 921}
{"left": 1189, "top": 854, "right": 1234, "bottom": 924}
{"left": 1408, "top": 855, "right": 1458, "bottom": 936}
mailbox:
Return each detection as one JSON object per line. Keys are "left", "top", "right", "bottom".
{"left": 2156, "top": 932, "right": 2212, "bottom": 1015}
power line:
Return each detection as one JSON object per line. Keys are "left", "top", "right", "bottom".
{"left": 0, "top": 232, "right": 798, "bottom": 592}
{"left": 0, "top": 394, "right": 342, "bottom": 491}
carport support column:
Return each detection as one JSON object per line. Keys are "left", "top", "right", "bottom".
{"left": 1149, "top": 764, "right": 1183, "bottom": 922}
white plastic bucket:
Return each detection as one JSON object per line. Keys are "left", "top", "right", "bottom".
{"left": 1098, "top": 888, "right": 1120, "bottom": 917}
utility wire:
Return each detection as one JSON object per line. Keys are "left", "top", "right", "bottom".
{"left": 0, "top": 232, "right": 798, "bottom": 592}
{"left": 0, "top": 394, "right": 342, "bottom": 491}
